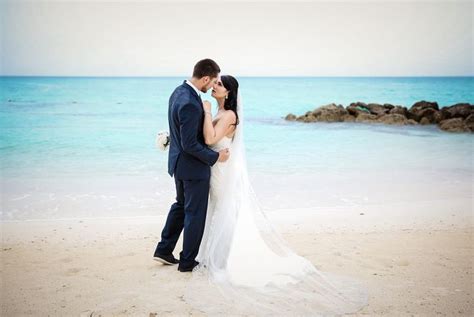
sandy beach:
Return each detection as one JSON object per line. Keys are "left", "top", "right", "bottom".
{"left": 2, "top": 205, "right": 472, "bottom": 316}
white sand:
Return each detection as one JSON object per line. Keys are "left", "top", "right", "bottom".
{"left": 1, "top": 207, "right": 473, "bottom": 316}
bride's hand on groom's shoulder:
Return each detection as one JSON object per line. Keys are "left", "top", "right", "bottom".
{"left": 202, "top": 100, "right": 212, "bottom": 113}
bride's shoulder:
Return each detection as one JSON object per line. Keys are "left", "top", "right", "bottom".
{"left": 222, "top": 109, "right": 236, "bottom": 121}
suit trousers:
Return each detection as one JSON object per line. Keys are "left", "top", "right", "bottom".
{"left": 155, "top": 177, "right": 210, "bottom": 269}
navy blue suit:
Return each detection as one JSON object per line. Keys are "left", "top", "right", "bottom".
{"left": 155, "top": 81, "right": 219, "bottom": 270}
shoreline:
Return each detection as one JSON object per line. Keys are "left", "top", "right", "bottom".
{"left": 3, "top": 196, "right": 471, "bottom": 231}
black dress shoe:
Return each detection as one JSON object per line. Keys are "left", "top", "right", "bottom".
{"left": 177, "top": 260, "right": 199, "bottom": 272}
{"left": 153, "top": 253, "right": 179, "bottom": 265}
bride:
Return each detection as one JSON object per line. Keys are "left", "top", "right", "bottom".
{"left": 185, "top": 75, "right": 369, "bottom": 316}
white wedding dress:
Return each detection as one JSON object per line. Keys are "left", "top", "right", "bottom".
{"left": 185, "top": 94, "right": 369, "bottom": 316}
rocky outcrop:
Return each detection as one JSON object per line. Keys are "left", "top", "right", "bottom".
{"left": 342, "top": 114, "right": 356, "bottom": 122}
{"left": 440, "top": 103, "right": 473, "bottom": 120}
{"left": 366, "top": 103, "right": 390, "bottom": 116}
{"left": 311, "top": 103, "right": 348, "bottom": 122}
{"left": 355, "top": 113, "right": 378, "bottom": 122}
{"left": 407, "top": 101, "right": 439, "bottom": 122}
{"left": 347, "top": 102, "right": 371, "bottom": 117}
{"left": 377, "top": 114, "right": 410, "bottom": 125}
{"left": 464, "top": 114, "right": 474, "bottom": 132}
{"left": 389, "top": 106, "right": 408, "bottom": 116}
{"left": 286, "top": 101, "right": 473, "bottom": 133}
{"left": 439, "top": 118, "right": 470, "bottom": 133}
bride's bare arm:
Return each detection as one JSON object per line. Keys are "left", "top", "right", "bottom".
{"left": 202, "top": 101, "right": 236, "bottom": 146}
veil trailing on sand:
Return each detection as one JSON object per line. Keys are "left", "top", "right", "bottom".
{"left": 184, "top": 93, "right": 369, "bottom": 316}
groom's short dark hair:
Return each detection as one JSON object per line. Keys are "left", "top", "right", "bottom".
{"left": 193, "top": 59, "right": 220, "bottom": 79}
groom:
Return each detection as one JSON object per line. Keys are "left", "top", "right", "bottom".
{"left": 153, "top": 59, "right": 230, "bottom": 272}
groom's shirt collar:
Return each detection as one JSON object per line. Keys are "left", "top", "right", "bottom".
{"left": 185, "top": 80, "right": 201, "bottom": 98}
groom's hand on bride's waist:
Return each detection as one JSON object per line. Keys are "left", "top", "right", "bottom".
{"left": 218, "top": 148, "right": 230, "bottom": 162}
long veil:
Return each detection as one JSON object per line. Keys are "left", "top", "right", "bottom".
{"left": 184, "top": 93, "right": 369, "bottom": 316}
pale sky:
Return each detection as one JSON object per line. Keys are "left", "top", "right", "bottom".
{"left": 1, "top": 0, "right": 472, "bottom": 76}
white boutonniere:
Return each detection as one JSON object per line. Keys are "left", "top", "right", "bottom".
{"left": 156, "top": 131, "right": 170, "bottom": 151}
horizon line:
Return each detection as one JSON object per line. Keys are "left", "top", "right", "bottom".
{"left": 1, "top": 75, "right": 473, "bottom": 78}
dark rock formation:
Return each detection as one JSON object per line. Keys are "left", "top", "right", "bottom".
{"left": 366, "top": 103, "right": 389, "bottom": 116}
{"left": 417, "top": 108, "right": 439, "bottom": 124}
{"left": 342, "top": 114, "right": 356, "bottom": 122}
{"left": 410, "top": 100, "right": 439, "bottom": 112}
{"left": 377, "top": 114, "right": 409, "bottom": 125}
{"left": 407, "top": 100, "right": 439, "bottom": 122}
{"left": 355, "top": 113, "right": 378, "bottom": 122}
{"left": 311, "top": 103, "right": 347, "bottom": 122}
{"left": 464, "top": 114, "right": 474, "bottom": 132}
{"left": 285, "top": 101, "right": 473, "bottom": 133}
{"left": 439, "top": 118, "right": 469, "bottom": 133}
{"left": 440, "top": 103, "right": 473, "bottom": 120}
{"left": 389, "top": 106, "right": 408, "bottom": 116}
{"left": 347, "top": 102, "right": 370, "bottom": 117}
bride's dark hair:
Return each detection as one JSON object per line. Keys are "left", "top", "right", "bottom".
{"left": 221, "top": 75, "right": 239, "bottom": 126}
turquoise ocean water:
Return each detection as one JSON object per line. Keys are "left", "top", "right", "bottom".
{"left": 1, "top": 77, "right": 473, "bottom": 220}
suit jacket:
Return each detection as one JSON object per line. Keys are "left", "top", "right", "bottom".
{"left": 167, "top": 81, "right": 219, "bottom": 180}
